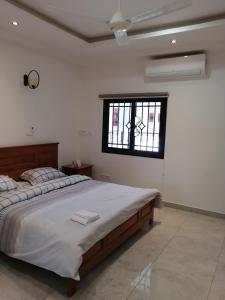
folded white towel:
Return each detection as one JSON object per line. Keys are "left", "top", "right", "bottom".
{"left": 71, "top": 215, "right": 92, "bottom": 225}
{"left": 75, "top": 210, "right": 100, "bottom": 221}
{"left": 71, "top": 210, "right": 100, "bottom": 225}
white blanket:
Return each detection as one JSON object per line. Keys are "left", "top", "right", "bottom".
{"left": 0, "top": 180, "right": 161, "bottom": 279}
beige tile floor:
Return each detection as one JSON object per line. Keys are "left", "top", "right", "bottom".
{"left": 0, "top": 207, "right": 225, "bottom": 300}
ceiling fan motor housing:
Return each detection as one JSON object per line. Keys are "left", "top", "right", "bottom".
{"left": 109, "top": 10, "right": 131, "bottom": 31}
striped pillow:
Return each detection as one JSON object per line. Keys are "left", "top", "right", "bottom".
{"left": 0, "top": 176, "right": 18, "bottom": 192}
{"left": 20, "top": 167, "right": 66, "bottom": 185}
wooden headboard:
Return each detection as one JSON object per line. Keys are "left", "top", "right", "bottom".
{"left": 0, "top": 143, "right": 59, "bottom": 180}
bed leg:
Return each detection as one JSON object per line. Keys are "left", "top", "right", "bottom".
{"left": 149, "top": 217, "right": 153, "bottom": 225}
{"left": 67, "top": 279, "right": 77, "bottom": 297}
{"left": 149, "top": 209, "right": 154, "bottom": 225}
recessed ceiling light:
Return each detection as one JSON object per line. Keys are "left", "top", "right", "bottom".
{"left": 184, "top": 55, "right": 188, "bottom": 58}
{"left": 171, "top": 39, "right": 176, "bottom": 44}
{"left": 12, "top": 21, "right": 19, "bottom": 26}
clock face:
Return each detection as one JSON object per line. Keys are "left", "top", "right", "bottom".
{"left": 28, "top": 70, "right": 40, "bottom": 89}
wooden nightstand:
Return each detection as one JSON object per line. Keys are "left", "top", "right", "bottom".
{"left": 62, "top": 164, "right": 93, "bottom": 177}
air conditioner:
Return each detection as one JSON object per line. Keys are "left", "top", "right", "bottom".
{"left": 145, "top": 54, "right": 206, "bottom": 81}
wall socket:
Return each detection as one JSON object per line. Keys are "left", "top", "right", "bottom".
{"left": 78, "top": 130, "right": 92, "bottom": 136}
{"left": 99, "top": 174, "right": 111, "bottom": 181}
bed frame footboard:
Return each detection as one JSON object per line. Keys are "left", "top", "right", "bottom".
{"left": 67, "top": 199, "right": 155, "bottom": 297}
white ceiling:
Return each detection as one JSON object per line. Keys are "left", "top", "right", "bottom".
{"left": 14, "top": 0, "right": 225, "bottom": 36}
{"left": 0, "top": 0, "right": 225, "bottom": 65}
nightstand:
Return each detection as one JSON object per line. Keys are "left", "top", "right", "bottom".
{"left": 62, "top": 164, "right": 93, "bottom": 177}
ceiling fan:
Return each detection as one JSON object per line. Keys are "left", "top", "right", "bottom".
{"left": 108, "top": 0, "right": 192, "bottom": 45}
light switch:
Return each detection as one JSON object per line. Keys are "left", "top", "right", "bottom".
{"left": 26, "top": 126, "right": 34, "bottom": 136}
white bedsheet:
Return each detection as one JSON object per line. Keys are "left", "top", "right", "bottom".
{"left": 4, "top": 180, "right": 161, "bottom": 279}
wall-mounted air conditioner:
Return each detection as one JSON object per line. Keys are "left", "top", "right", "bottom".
{"left": 145, "top": 53, "right": 206, "bottom": 81}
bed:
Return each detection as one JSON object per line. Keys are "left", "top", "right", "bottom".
{"left": 0, "top": 143, "right": 161, "bottom": 297}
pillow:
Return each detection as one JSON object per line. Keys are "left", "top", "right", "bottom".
{"left": 20, "top": 167, "right": 66, "bottom": 185}
{"left": 0, "top": 175, "right": 18, "bottom": 192}
{"left": 17, "top": 181, "right": 31, "bottom": 189}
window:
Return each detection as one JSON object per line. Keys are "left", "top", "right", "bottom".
{"left": 102, "top": 96, "right": 167, "bottom": 159}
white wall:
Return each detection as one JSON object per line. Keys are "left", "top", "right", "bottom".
{"left": 79, "top": 53, "right": 225, "bottom": 214}
{"left": 0, "top": 40, "right": 83, "bottom": 166}
{"left": 1, "top": 38, "right": 225, "bottom": 214}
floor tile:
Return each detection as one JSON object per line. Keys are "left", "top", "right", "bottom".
{"left": 155, "top": 245, "right": 217, "bottom": 278}
{"left": 0, "top": 271, "right": 52, "bottom": 300}
{"left": 167, "top": 234, "right": 222, "bottom": 261}
{"left": 0, "top": 253, "right": 9, "bottom": 274}
{"left": 219, "top": 240, "right": 225, "bottom": 264}
{"left": 188, "top": 212, "right": 225, "bottom": 226}
{"left": 208, "top": 263, "right": 225, "bottom": 300}
{"left": 46, "top": 261, "right": 145, "bottom": 300}
{"left": 155, "top": 207, "right": 191, "bottom": 227}
{"left": 116, "top": 225, "right": 178, "bottom": 273}
{"left": 0, "top": 254, "right": 67, "bottom": 300}
{"left": 1, "top": 207, "right": 224, "bottom": 300}
{"left": 128, "top": 264, "right": 212, "bottom": 300}
{"left": 182, "top": 213, "right": 225, "bottom": 236}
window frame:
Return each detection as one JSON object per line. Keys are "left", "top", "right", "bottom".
{"left": 102, "top": 97, "right": 168, "bottom": 159}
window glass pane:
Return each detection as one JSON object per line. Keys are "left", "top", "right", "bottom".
{"left": 154, "top": 105, "right": 161, "bottom": 134}
{"left": 108, "top": 102, "right": 131, "bottom": 149}
{"left": 134, "top": 102, "right": 161, "bottom": 152}
{"left": 102, "top": 97, "right": 167, "bottom": 159}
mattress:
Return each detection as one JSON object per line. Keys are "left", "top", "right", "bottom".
{"left": 0, "top": 177, "right": 161, "bottom": 279}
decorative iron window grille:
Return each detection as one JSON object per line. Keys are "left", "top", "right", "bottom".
{"left": 102, "top": 96, "right": 168, "bottom": 159}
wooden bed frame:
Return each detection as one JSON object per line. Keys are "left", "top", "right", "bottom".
{"left": 67, "top": 200, "right": 155, "bottom": 297}
{"left": 0, "top": 143, "right": 58, "bottom": 180}
{"left": 0, "top": 143, "right": 156, "bottom": 297}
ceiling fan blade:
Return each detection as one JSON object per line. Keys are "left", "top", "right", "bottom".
{"left": 131, "top": 0, "right": 192, "bottom": 24}
{"left": 113, "top": 29, "right": 129, "bottom": 46}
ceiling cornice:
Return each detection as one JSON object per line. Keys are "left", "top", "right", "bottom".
{"left": 129, "top": 14, "right": 225, "bottom": 41}
{"left": 4, "top": 0, "right": 225, "bottom": 44}
{"left": 89, "top": 14, "right": 225, "bottom": 42}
